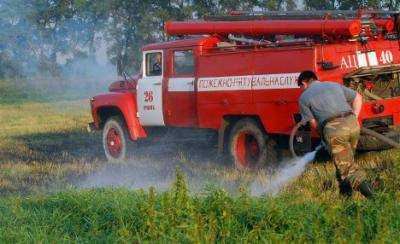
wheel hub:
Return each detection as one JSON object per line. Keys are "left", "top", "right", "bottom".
{"left": 106, "top": 128, "right": 122, "bottom": 158}
{"left": 235, "top": 132, "right": 261, "bottom": 168}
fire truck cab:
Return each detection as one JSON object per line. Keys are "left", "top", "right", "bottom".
{"left": 89, "top": 10, "right": 400, "bottom": 169}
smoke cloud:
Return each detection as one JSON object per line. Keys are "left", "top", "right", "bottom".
{"left": 75, "top": 138, "right": 232, "bottom": 193}
{"left": 75, "top": 136, "right": 320, "bottom": 197}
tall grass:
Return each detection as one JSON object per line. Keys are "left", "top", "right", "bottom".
{"left": 0, "top": 169, "right": 399, "bottom": 243}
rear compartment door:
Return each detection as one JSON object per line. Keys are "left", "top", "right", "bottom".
{"left": 137, "top": 50, "right": 165, "bottom": 126}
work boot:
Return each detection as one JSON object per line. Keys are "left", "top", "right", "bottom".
{"left": 339, "top": 179, "right": 353, "bottom": 197}
{"left": 357, "top": 181, "right": 374, "bottom": 199}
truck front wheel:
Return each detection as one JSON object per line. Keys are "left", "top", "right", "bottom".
{"left": 228, "top": 118, "right": 277, "bottom": 170}
{"left": 102, "top": 116, "right": 130, "bottom": 162}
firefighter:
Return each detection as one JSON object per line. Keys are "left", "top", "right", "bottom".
{"left": 297, "top": 71, "right": 374, "bottom": 198}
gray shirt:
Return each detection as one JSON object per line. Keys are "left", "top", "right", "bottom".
{"left": 299, "top": 81, "right": 357, "bottom": 125}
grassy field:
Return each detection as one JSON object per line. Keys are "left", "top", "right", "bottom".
{"left": 1, "top": 87, "right": 400, "bottom": 242}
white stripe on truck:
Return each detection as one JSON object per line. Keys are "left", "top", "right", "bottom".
{"left": 197, "top": 73, "right": 300, "bottom": 92}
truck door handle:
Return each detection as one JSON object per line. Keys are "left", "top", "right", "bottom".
{"left": 154, "top": 82, "right": 162, "bottom": 86}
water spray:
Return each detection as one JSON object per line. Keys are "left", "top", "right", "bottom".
{"left": 250, "top": 122, "right": 325, "bottom": 196}
{"left": 251, "top": 143, "right": 323, "bottom": 196}
{"left": 257, "top": 120, "right": 400, "bottom": 196}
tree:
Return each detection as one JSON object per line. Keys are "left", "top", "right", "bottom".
{"left": 1, "top": 0, "right": 399, "bottom": 79}
{"left": 0, "top": 0, "right": 108, "bottom": 78}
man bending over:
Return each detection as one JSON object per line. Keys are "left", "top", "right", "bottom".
{"left": 297, "top": 70, "right": 373, "bottom": 198}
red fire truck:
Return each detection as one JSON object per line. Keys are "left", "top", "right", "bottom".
{"left": 89, "top": 10, "right": 400, "bottom": 169}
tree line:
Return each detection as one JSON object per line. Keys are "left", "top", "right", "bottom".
{"left": 0, "top": 0, "right": 399, "bottom": 79}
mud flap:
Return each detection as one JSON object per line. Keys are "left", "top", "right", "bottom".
{"left": 218, "top": 119, "right": 229, "bottom": 155}
{"left": 122, "top": 97, "right": 147, "bottom": 141}
{"left": 127, "top": 113, "right": 147, "bottom": 140}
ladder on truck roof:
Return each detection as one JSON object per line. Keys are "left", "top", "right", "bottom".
{"left": 205, "top": 10, "right": 400, "bottom": 21}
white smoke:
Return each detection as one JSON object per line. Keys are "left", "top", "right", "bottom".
{"left": 77, "top": 134, "right": 322, "bottom": 197}
{"left": 76, "top": 140, "right": 226, "bottom": 193}
{"left": 251, "top": 147, "right": 321, "bottom": 196}
{"left": 77, "top": 161, "right": 174, "bottom": 191}
{"left": 78, "top": 150, "right": 319, "bottom": 196}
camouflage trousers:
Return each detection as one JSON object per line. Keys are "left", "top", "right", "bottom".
{"left": 323, "top": 114, "right": 366, "bottom": 188}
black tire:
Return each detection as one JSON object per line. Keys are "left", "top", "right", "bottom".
{"left": 102, "top": 116, "right": 131, "bottom": 162}
{"left": 228, "top": 118, "right": 277, "bottom": 170}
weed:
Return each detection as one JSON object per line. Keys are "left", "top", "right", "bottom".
{"left": 1, "top": 177, "right": 400, "bottom": 242}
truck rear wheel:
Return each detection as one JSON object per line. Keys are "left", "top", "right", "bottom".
{"left": 228, "top": 118, "right": 277, "bottom": 170}
{"left": 102, "top": 116, "right": 130, "bottom": 162}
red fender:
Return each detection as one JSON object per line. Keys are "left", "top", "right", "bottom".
{"left": 91, "top": 92, "right": 147, "bottom": 140}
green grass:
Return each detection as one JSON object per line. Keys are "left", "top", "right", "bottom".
{"left": 0, "top": 171, "right": 400, "bottom": 242}
{"left": 0, "top": 78, "right": 107, "bottom": 105}
{"left": 0, "top": 79, "right": 44, "bottom": 104}
{"left": 0, "top": 99, "right": 102, "bottom": 195}
{"left": 1, "top": 84, "right": 400, "bottom": 242}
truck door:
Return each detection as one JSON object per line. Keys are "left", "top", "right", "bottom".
{"left": 137, "top": 50, "right": 165, "bottom": 126}
{"left": 165, "top": 49, "right": 197, "bottom": 126}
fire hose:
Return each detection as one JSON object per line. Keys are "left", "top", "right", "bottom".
{"left": 289, "top": 121, "right": 400, "bottom": 158}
